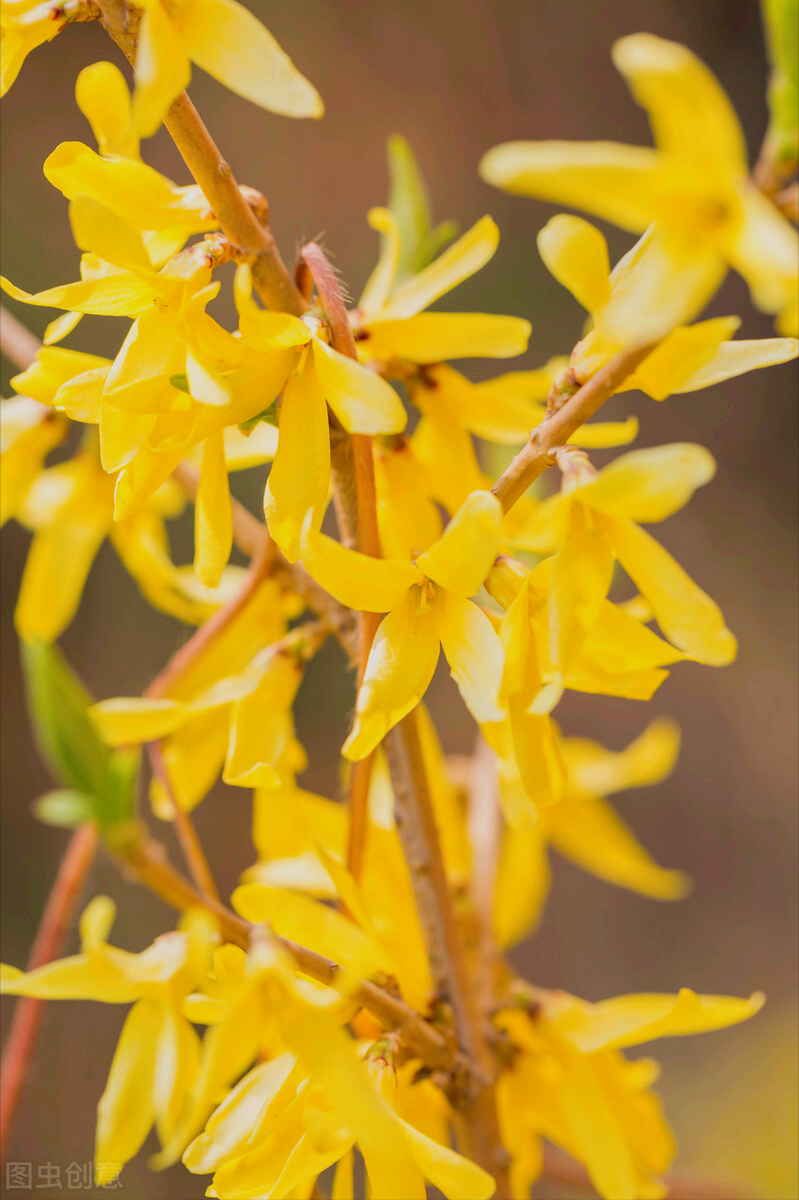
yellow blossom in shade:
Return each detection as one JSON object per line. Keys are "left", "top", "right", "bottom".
{"left": 353, "top": 208, "right": 531, "bottom": 364}
{"left": 512, "top": 443, "right": 737, "bottom": 679}
{"left": 0, "top": 395, "right": 67, "bottom": 527}
{"left": 492, "top": 718, "right": 690, "bottom": 949}
{"left": 538, "top": 216, "right": 798, "bottom": 382}
{"left": 0, "top": 899, "right": 218, "bottom": 1181}
{"left": 481, "top": 33, "right": 799, "bottom": 335}
{"left": 0, "top": 0, "right": 69, "bottom": 96}
{"left": 232, "top": 264, "right": 407, "bottom": 561}
{"left": 127, "top": 0, "right": 322, "bottom": 137}
{"left": 299, "top": 490, "right": 506, "bottom": 759}
{"left": 89, "top": 608, "right": 311, "bottom": 814}
{"left": 496, "top": 986, "right": 763, "bottom": 1200}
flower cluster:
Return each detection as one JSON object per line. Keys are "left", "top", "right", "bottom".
{"left": 1, "top": 5, "right": 796, "bottom": 1199}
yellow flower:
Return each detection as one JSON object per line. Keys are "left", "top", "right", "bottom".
{"left": 0, "top": 898, "right": 218, "bottom": 1181}
{"left": 538, "top": 215, "right": 798, "bottom": 377}
{"left": 90, "top": 613, "right": 311, "bottom": 814}
{"left": 481, "top": 33, "right": 799, "bottom": 335}
{"left": 183, "top": 1024, "right": 494, "bottom": 1200}
{"left": 0, "top": 0, "right": 69, "bottom": 96}
{"left": 492, "top": 718, "right": 690, "bottom": 949}
{"left": 513, "top": 443, "right": 737, "bottom": 678}
{"left": 353, "top": 209, "right": 531, "bottom": 364}
{"left": 0, "top": 395, "right": 66, "bottom": 527}
{"left": 299, "top": 490, "right": 506, "bottom": 759}
{"left": 235, "top": 267, "right": 407, "bottom": 561}
{"left": 129, "top": 0, "right": 322, "bottom": 136}
{"left": 496, "top": 985, "right": 764, "bottom": 1200}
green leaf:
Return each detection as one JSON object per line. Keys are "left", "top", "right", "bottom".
{"left": 170, "top": 373, "right": 190, "bottom": 393}
{"left": 21, "top": 640, "right": 112, "bottom": 800}
{"left": 761, "top": 0, "right": 799, "bottom": 165}
{"left": 103, "top": 748, "right": 141, "bottom": 831}
{"left": 33, "top": 789, "right": 97, "bottom": 829}
{"left": 238, "top": 403, "right": 278, "bottom": 433}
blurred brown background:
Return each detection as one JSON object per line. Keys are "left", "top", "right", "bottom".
{"left": 1, "top": 1, "right": 797, "bottom": 1196}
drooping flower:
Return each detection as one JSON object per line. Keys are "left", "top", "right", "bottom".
{"left": 481, "top": 33, "right": 799, "bottom": 335}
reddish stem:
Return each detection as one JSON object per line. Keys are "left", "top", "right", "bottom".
{"left": 0, "top": 823, "right": 99, "bottom": 1167}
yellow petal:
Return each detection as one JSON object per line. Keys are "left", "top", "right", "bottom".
{"left": 480, "top": 140, "right": 691, "bottom": 232}
{"left": 374, "top": 438, "right": 443, "bottom": 560}
{"left": 379, "top": 216, "right": 499, "bottom": 321}
{"left": 416, "top": 490, "right": 503, "bottom": 597}
{"left": 427, "top": 365, "right": 544, "bottom": 446}
{"left": 90, "top": 697, "right": 187, "bottom": 747}
{"left": 674, "top": 335, "right": 799, "bottom": 392}
{"left": 301, "top": 521, "right": 422, "bottom": 612}
{"left": 362, "top": 313, "right": 531, "bottom": 363}
{"left": 331, "top": 1147, "right": 354, "bottom": 1200}
{"left": 728, "top": 188, "right": 799, "bottom": 329}
{"left": 557, "top": 1046, "right": 639, "bottom": 1200}
{"left": 95, "top": 999, "right": 159, "bottom": 1177}
{"left": 537, "top": 215, "right": 611, "bottom": 313}
{"left": 612, "top": 34, "right": 747, "bottom": 173}
{"left": 359, "top": 208, "right": 401, "bottom": 316}
{"left": 549, "top": 794, "right": 690, "bottom": 900}
{"left": 264, "top": 363, "right": 330, "bottom": 562}
{"left": 624, "top": 317, "right": 740, "bottom": 400}
{"left": 194, "top": 430, "right": 232, "bottom": 589}
{"left": 569, "top": 416, "right": 640, "bottom": 449}
{"left": 343, "top": 592, "right": 440, "bottom": 760}
{"left": 564, "top": 718, "right": 681, "bottom": 798}
{"left": 69, "top": 198, "right": 154, "bottom": 276}
{"left": 43, "top": 311, "right": 84, "bottom": 346}
{"left": 232, "top": 885, "right": 392, "bottom": 977}
{"left": 223, "top": 655, "right": 302, "bottom": 788}
{"left": 183, "top": 0, "right": 323, "bottom": 118}
{"left": 311, "top": 337, "right": 407, "bottom": 435}
{"left": 436, "top": 592, "right": 505, "bottom": 725}
{"left": 153, "top": 1005, "right": 200, "bottom": 1146}
{"left": 578, "top": 444, "right": 716, "bottom": 523}
{"left": 493, "top": 820, "right": 550, "bottom": 948}
{"left": 132, "top": 3, "right": 192, "bottom": 137}
{"left": 609, "top": 516, "right": 736, "bottom": 665}
{"left": 398, "top": 1116, "right": 496, "bottom": 1200}
{"left": 549, "top": 503, "right": 614, "bottom": 674}
{"left": 75, "top": 61, "right": 138, "bottom": 159}
{"left": 566, "top": 987, "right": 765, "bottom": 1053}
{"left": 1, "top": 271, "right": 157, "bottom": 317}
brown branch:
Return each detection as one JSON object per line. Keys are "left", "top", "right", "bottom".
{"left": 775, "top": 181, "right": 799, "bottom": 223}
{"left": 0, "top": 305, "right": 41, "bottom": 371}
{"left": 94, "top": 2, "right": 306, "bottom": 315}
{"left": 491, "top": 342, "right": 657, "bottom": 514}
{"left": 300, "top": 242, "right": 382, "bottom": 879}
{"left": 0, "top": 823, "right": 98, "bottom": 1167}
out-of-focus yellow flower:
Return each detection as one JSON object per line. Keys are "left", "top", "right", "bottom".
{"left": 513, "top": 443, "right": 737, "bottom": 686}
{"left": 0, "top": 395, "right": 67, "bottom": 527}
{"left": 496, "top": 984, "right": 764, "bottom": 1200}
{"left": 481, "top": 33, "right": 799, "bottom": 335}
{"left": 128, "top": 0, "right": 322, "bottom": 136}
{"left": 0, "top": 899, "right": 218, "bottom": 1181}
{"left": 90, "top": 609, "right": 310, "bottom": 813}
{"left": 538, "top": 215, "right": 798, "bottom": 379}
{"left": 492, "top": 718, "right": 690, "bottom": 949}
{"left": 0, "top": 0, "right": 71, "bottom": 96}
{"left": 300, "top": 490, "right": 506, "bottom": 758}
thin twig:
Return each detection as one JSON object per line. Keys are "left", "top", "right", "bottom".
{"left": 94, "top": 2, "right": 306, "bottom": 315}
{"left": 0, "top": 823, "right": 98, "bottom": 1167}
{"left": 147, "top": 742, "right": 220, "bottom": 904}
{"left": 0, "top": 305, "right": 41, "bottom": 370}
{"left": 491, "top": 342, "right": 657, "bottom": 514}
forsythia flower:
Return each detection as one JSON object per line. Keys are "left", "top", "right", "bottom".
{"left": 496, "top": 985, "right": 764, "bottom": 1200}
{"left": 0, "top": 899, "right": 218, "bottom": 1181}
{"left": 0, "top": 395, "right": 67, "bottom": 526}
{"left": 492, "top": 718, "right": 690, "bottom": 949}
{"left": 481, "top": 33, "right": 799, "bottom": 335}
{"left": 537, "top": 215, "right": 798, "bottom": 380}
{"left": 127, "top": 0, "right": 322, "bottom": 136}
{"left": 300, "top": 490, "right": 506, "bottom": 758}
{"left": 513, "top": 444, "right": 737, "bottom": 700}
{"left": 0, "top": 0, "right": 71, "bottom": 96}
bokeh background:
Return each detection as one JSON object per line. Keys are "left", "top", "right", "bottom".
{"left": 1, "top": 1, "right": 797, "bottom": 1196}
